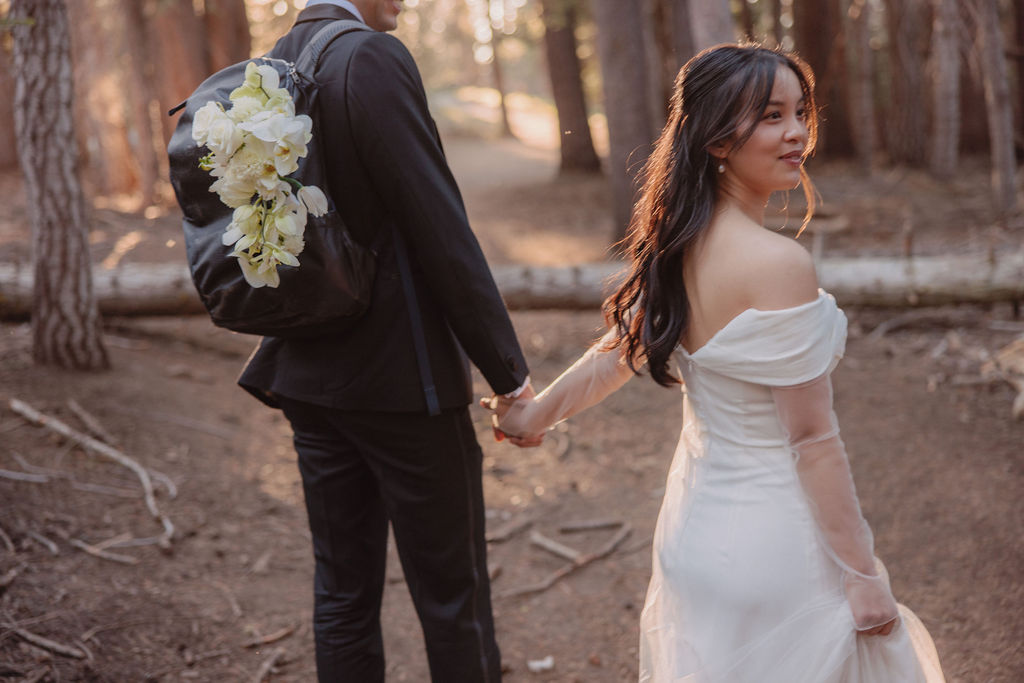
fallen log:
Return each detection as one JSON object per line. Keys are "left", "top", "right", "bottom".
{"left": 0, "top": 248, "right": 1022, "bottom": 315}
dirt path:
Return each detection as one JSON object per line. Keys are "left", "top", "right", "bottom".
{"left": 0, "top": 136, "right": 1021, "bottom": 681}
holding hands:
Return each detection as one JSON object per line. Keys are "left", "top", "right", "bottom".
{"left": 480, "top": 385, "right": 546, "bottom": 447}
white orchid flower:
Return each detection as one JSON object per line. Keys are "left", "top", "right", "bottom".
{"left": 191, "top": 101, "right": 224, "bottom": 145}
{"left": 297, "top": 185, "right": 328, "bottom": 217}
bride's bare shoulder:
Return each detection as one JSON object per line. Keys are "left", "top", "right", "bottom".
{"left": 734, "top": 229, "right": 819, "bottom": 310}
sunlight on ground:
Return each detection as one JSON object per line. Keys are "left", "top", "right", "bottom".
{"left": 101, "top": 230, "right": 144, "bottom": 270}
{"left": 431, "top": 86, "right": 609, "bottom": 156}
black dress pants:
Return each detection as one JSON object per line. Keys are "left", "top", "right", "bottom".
{"left": 277, "top": 397, "right": 501, "bottom": 682}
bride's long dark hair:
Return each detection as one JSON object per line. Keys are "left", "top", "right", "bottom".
{"left": 603, "top": 45, "right": 819, "bottom": 387}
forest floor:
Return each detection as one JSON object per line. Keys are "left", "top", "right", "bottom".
{"left": 0, "top": 116, "right": 1023, "bottom": 681}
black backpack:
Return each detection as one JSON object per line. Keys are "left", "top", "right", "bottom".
{"left": 167, "top": 20, "right": 375, "bottom": 338}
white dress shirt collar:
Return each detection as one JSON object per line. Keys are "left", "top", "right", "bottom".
{"left": 303, "top": 0, "right": 365, "bottom": 24}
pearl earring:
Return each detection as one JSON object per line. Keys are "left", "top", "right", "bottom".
{"left": 717, "top": 163, "right": 725, "bottom": 174}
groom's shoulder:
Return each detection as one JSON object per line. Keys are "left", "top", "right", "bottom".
{"left": 317, "top": 29, "right": 418, "bottom": 82}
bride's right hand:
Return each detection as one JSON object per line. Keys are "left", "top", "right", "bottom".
{"left": 845, "top": 572, "right": 899, "bottom": 636}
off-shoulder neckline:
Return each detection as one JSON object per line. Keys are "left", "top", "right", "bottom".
{"left": 677, "top": 290, "right": 831, "bottom": 358}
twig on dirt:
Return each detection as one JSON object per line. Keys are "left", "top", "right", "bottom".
{"left": 496, "top": 523, "right": 633, "bottom": 600}
{"left": 529, "top": 531, "right": 582, "bottom": 563}
{"left": 69, "top": 481, "right": 141, "bottom": 498}
{"left": 25, "top": 530, "right": 59, "bottom": 556}
{"left": 148, "top": 468, "right": 178, "bottom": 499}
{"left": 0, "top": 563, "right": 26, "bottom": 592}
{"left": 251, "top": 647, "right": 285, "bottom": 683}
{"left": 80, "top": 618, "right": 159, "bottom": 643}
{"left": 108, "top": 405, "right": 237, "bottom": 441}
{"left": 0, "top": 468, "right": 49, "bottom": 483}
{"left": 558, "top": 519, "right": 624, "bottom": 533}
{"left": 8, "top": 398, "right": 174, "bottom": 548}
{"left": 867, "top": 309, "right": 980, "bottom": 341}
{"left": 4, "top": 624, "right": 87, "bottom": 659}
{"left": 486, "top": 516, "right": 533, "bottom": 543}
{"left": 67, "top": 398, "right": 119, "bottom": 446}
{"left": 0, "top": 523, "right": 13, "bottom": 553}
{"left": 68, "top": 538, "right": 139, "bottom": 565}
{"left": 243, "top": 625, "right": 295, "bottom": 649}
{"left": 211, "top": 580, "right": 243, "bottom": 618}
{"left": 21, "top": 667, "right": 50, "bottom": 683}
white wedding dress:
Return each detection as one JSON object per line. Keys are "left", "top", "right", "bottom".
{"left": 497, "top": 291, "right": 945, "bottom": 682}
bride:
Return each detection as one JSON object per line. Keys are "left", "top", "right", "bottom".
{"left": 487, "top": 45, "right": 945, "bottom": 682}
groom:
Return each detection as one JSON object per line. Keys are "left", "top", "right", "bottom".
{"left": 237, "top": 0, "right": 535, "bottom": 680}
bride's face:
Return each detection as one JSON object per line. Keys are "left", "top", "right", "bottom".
{"left": 719, "top": 66, "right": 809, "bottom": 197}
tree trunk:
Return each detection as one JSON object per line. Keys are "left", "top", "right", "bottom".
{"left": 66, "top": 1, "right": 138, "bottom": 198}
{"left": 541, "top": 0, "right": 601, "bottom": 174}
{"left": 0, "top": 38, "right": 18, "bottom": 170}
{"left": 489, "top": 23, "right": 514, "bottom": 138}
{"left": 687, "top": 0, "right": 734, "bottom": 52}
{"left": 4, "top": 251, "right": 1022, "bottom": 315}
{"left": 970, "top": 0, "right": 1018, "bottom": 217}
{"left": 847, "top": 0, "right": 876, "bottom": 174}
{"left": 120, "top": 0, "right": 163, "bottom": 207}
{"left": 769, "top": 0, "right": 783, "bottom": 47}
{"left": 149, "top": 0, "right": 210, "bottom": 144}
{"left": 738, "top": 0, "right": 755, "bottom": 42}
{"left": 929, "top": 0, "right": 960, "bottom": 180}
{"left": 883, "top": 0, "right": 930, "bottom": 166}
{"left": 667, "top": 0, "right": 697, "bottom": 69}
{"left": 592, "top": 0, "right": 657, "bottom": 241}
{"left": 204, "top": 0, "right": 252, "bottom": 71}
{"left": 794, "top": 0, "right": 852, "bottom": 157}
{"left": 1016, "top": 0, "right": 1024, "bottom": 143}
{"left": 9, "top": 0, "right": 109, "bottom": 370}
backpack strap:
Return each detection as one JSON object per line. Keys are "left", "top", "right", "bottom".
{"left": 391, "top": 223, "right": 441, "bottom": 416}
{"left": 295, "top": 19, "right": 371, "bottom": 79}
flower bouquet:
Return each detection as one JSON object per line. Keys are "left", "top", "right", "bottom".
{"left": 190, "top": 62, "right": 329, "bottom": 288}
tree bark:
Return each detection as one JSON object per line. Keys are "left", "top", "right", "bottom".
{"left": 970, "top": 0, "right": 1018, "bottom": 217}
{"left": 883, "top": 0, "right": 930, "bottom": 166}
{"left": 769, "top": 0, "right": 783, "bottom": 47}
{"left": 149, "top": 0, "right": 210, "bottom": 144}
{"left": 794, "top": 0, "right": 852, "bottom": 156}
{"left": 65, "top": 1, "right": 138, "bottom": 198}
{"left": 9, "top": 0, "right": 109, "bottom": 370}
{"left": 667, "top": 0, "right": 697, "bottom": 69}
{"left": 4, "top": 251, "right": 1022, "bottom": 315}
{"left": 687, "top": 0, "right": 734, "bottom": 52}
{"left": 204, "top": 0, "right": 252, "bottom": 72}
{"left": 541, "top": 0, "right": 601, "bottom": 174}
{"left": 928, "top": 0, "right": 960, "bottom": 180}
{"left": 847, "top": 0, "right": 876, "bottom": 174}
{"left": 0, "top": 37, "right": 18, "bottom": 170}
{"left": 488, "top": 3, "right": 515, "bottom": 139}
{"left": 592, "top": 0, "right": 656, "bottom": 241}
{"left": 120, "top": 0, "right": 163, "bottom": 207}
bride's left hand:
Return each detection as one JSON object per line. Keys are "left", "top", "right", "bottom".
{"left": 479, "top": 393, "right": 545, "bottom": 447}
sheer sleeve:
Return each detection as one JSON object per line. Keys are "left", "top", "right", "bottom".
{"left": 495, "top": 329, "right": 636, "bottom": 437}
{"left": 771, "top": 373, "right": 899, "bottom": 631}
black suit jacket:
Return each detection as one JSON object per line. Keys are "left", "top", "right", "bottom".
{"left": 239, "top": 5, "right": 528, "bottom": 413}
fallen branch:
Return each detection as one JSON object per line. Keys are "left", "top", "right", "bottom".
{"left": 212, "top": 580, "right": 243, "bottom": 618}
{"left": 485, "top": 516, "right": 533, "bottom": 543}
{"left": 529, "top": 531, "right": 582, "bottom": 563}
{"left": 867, "top": 309, "right": 982, "bottom": 341}
{"left": 22, "top": 667, "right": 50, "bottom": 683}
{"left": 5, "top": 625, "right": 87, "bottom": 659}
{"left": 558, "top": 519, "right": 624, "bottom": 533}
{"left": 0, "top": 523, "right": 12, "bottom": 553}
{"left": 67, "top": 399, "right": 119, "bottom": 446}
{"left": 243, "top": 625, "right": 295, "bottom": 649}
{"left": 25, "top": 531, "right": 58, "bottom": 556}
{"left": 8, "top": 398, "right": 174, "bottom": 548}
{"left": 0, "top": 468, "right": 49, "bottom": 483}
{"left": 0, "top": 564, "right": 25, "bottom": 592}
{"left": 69, "top": 538, "right": 139, "bottom": 565}
{"left": 251, "top": 647, "right": 285, "bottom": 683}
{"left": 496, "top": 523, "right": 632, "bottom": 599}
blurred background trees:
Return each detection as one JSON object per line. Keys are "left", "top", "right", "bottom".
{"left": 0, "top": 0, "right": 1020, "bottom": 233}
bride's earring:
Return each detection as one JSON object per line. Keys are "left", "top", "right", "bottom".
{"left": 718, "top": 163, "right": 725, "bottom": 174}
